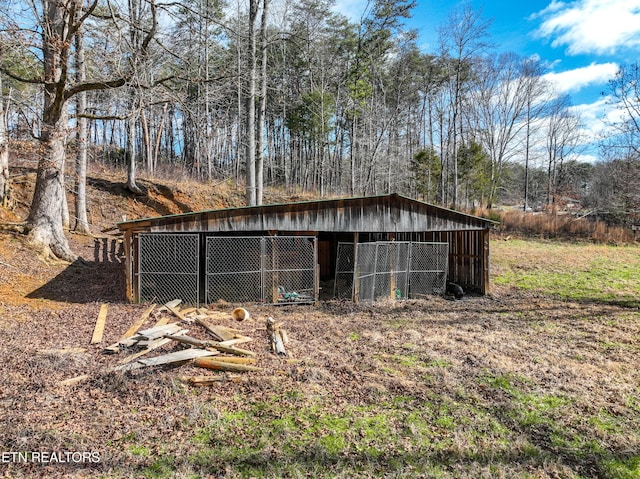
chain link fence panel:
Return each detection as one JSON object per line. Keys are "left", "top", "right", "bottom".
{"left": 206, "top": 237, "right": 263, "bottom": 304}
{"left": 138, "top": 233, "right": 200, "bottom": 305}
{"left": 409, "top": 242, "right": 449, "bottom": 296}
{"left": 334, "top": 242, "right": 355, "bottom": 299}
{"left": 334, "top": 241, "right": 448, "bottom": 301}
{"left": 206, "top": 236, "right": 317, "bottom": 304}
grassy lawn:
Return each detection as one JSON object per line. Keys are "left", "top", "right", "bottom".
{"left": 491, "top": 239, "right": 640, "bottom": 308}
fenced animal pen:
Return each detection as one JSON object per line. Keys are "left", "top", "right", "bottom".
{"left": 118, "top": 194, "right": 496, "bottom": 305}
{"left": 334, "top": 241, "right": 449, "bottom": 301}
{"left": 137, "top": 234, "right": 316, "bottom": 305}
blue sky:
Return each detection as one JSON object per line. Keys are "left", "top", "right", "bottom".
{"left": 334, "top": 0, "right": 640, "bottom": 162}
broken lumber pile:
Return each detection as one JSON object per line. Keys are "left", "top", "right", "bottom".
{"left": 60, "top": 300, "right": 275, "bottom": 387}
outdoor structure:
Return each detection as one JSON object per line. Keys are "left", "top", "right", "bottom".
{"left": 116, "top": 193, "right": 496, "bottom": 305}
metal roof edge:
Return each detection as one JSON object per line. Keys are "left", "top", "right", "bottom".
{"left": 116, "top": 192, "right": 498, "bottom": 230}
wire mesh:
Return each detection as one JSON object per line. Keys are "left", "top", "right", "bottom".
{"left": 334, "top": 241, "right": 448, "bottom": 301}
{"left": 206, "top": 236, "right": 317, "bottom": 304}
{"left": 264, "top": 237, "right": 316, "bottom": 304}
{"left": 206, "top": 237, "right": 263, "bottom": 304}
{"left": 138, "top": 233, "right": 200, "bottom": 305}
{"left": 409, "top": 242, "right": 449, "bottom": 296}
{"left": 334, "top": 242, "right": 355, "bottom": 299}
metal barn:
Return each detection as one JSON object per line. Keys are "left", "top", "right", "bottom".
{"left": 117, "top": 193, "right": 496, "bottom": 305}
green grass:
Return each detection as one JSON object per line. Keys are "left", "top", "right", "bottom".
{"left": 81, "top": 239, "right": 640, "bottom": 479}
{"left": 492, "top": 240, "right": 640, "bottom": 307}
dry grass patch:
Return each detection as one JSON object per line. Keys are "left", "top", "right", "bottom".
{"left": 0, "top": 236, "right": 639, "bottom": 478}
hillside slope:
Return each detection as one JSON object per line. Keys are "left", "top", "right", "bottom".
{"left": 3, "top": 156, "right": 313, "bottom": 232}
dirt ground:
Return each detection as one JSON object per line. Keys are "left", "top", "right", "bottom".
{"left": 1, "top": 229, "right": 639, "bottom": 478}
{"left": 1, "top": 160, "right": 638, "bottom": 478}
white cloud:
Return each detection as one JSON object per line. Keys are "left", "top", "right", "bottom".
{"left": 543, "top": 62, "right": 618, "bottom": 93}
{"left": 533, "top": 0, "right": 640, "bottom": 55}
{"left": 332, "top": 0, "right": 369, "bottom": 22}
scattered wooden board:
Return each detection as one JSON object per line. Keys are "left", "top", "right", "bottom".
{"left": 210, "top": 356, "right": 257, "bottom": 365}
{"left": 178, "top": 374, "right": 248, "bottom": 386}
{"left": 58, "top": 374, "right": 90, "bottom": 387}
{"left": 91, "top": 304, "right": 109, "bottom": 344}
{"left": 218, "top": 336, "right": 253, "bottom": 347}
{"left": 104, "top": 323, "right": 186, "bottom": 354}
{"left": 165, "top": 302, "right": 187, "bottom": 321}
{"left": 119, "top": 303, "right": 156, "bottom": 340}
{"left": 115, "top": 348, "right": 218, "bottom": 371}
{"left": 117, "top": 328, "right": 188, "bottom": 364}
{"left": 194, "top": 357, "right": 262, "bottom": 373}
{"left": 138, "top": 323, "right": 185, "bottom": 340}
{"left": 164, "top": 334, "right": 256, "bottom": 357}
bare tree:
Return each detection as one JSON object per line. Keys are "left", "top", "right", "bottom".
{"left": 245, "top": 0, "right": 259, "bottom": 205}
{"left": 74, "top": 23, "right": 90, "bottom": 234}
{"left": 603, "top": 62, "right": 640, "bottom": 159}
{"left": 469, "top": 53, "right": 545, "bottom": 208}
{"left": 0, "top": 75, "right": 9, "bottom": 208}
{"left": 544, "top": 95, "right": 582, "bottom": 207}
{"left": 255, "top": 0, "right": 269, "bottom": 206}
{"left": 0, "top": 0, "right": 157, "bottom": 260}
{"left": 438, "top": 3, "right": 492, "bottom": 207}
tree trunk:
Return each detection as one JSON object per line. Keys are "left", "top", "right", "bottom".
{"left": 26, "top": 0, "right": 77, "bottom": 261}
{"left": 74, "top": 25, "right": 90, "bottom": 234}
{"left": 0, "top": 77, "right": 9, "bottom": 208}
{"left": 255, "top": 0, "right": 269, "bottom": 206}
{"left": 27, "top": 119, "right": 76, "bottom": 261}
{"left": 245, "top": 0, "right": 259, "bottom": 206}
{"left": 126, "top": 105, "right": 142, "bottom": 194}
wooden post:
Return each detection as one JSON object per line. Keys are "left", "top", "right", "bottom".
{"left": 389, "top": 233, "right": 396, "bottom": 299}
{"left": 352, "top": 232, "right": 359, "bottom": 303}
{"left": 122, "top": 229, "right": 134, "bottom": 302}
{"left": 482, "top": 228, "right": 490, "bottom": 295}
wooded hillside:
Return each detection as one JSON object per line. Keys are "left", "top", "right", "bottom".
{"left": 1, "top": 0, "right": 639, "bottom": 260}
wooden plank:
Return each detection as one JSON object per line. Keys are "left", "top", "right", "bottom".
{"left": 117, "top": 338, "right": 173, "bottom": 364}
{"left": 178, "top": 374, "right": 248, "bottom": 386}
{"left": 166, "top": 302, "right": 187, "bottom": 321}
{"left": 137, "top": 323, "right": 185, "bottom": 340}
{"left": 195, "top": 318, "right": 225, "bottom": 341}
{"left": 156, "top": 299, "right": 182, "bottom": 313}
{"left": 115, "top": 348, "right": 218, "bottom": 371}
{"left": 218, "top": 337, "right": 253, "bottom": 347}
{"left": 210, "top": 356, "right": 257, "bottom": 365}
{"left": 117, "top": 328, "right": 188, "bottom": 364}
{"left": 104, "top": 323, "right": 185, "bottom": 354}
{"left": 207, "top": 325, "right": 236, "bottom": 341}
{"left": 153, "top": 315, "right": 173, "bottom": 327}
{"left": 123, "top": 229, "right": 133, "bottom": 302}
{"left": 119, "top": 303, "right": 156, "bottom": 340}
{"left": 193, "top": 357, "right": 262, "bottom": 373}
{"left": 58, "top": 374, "right": 90, "bottom": 387}
{"left": 165, "top": 334, "right": 256, "bottom": 357}
{"left": 91, "top": 304, "right": 108, "bottom": 344}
